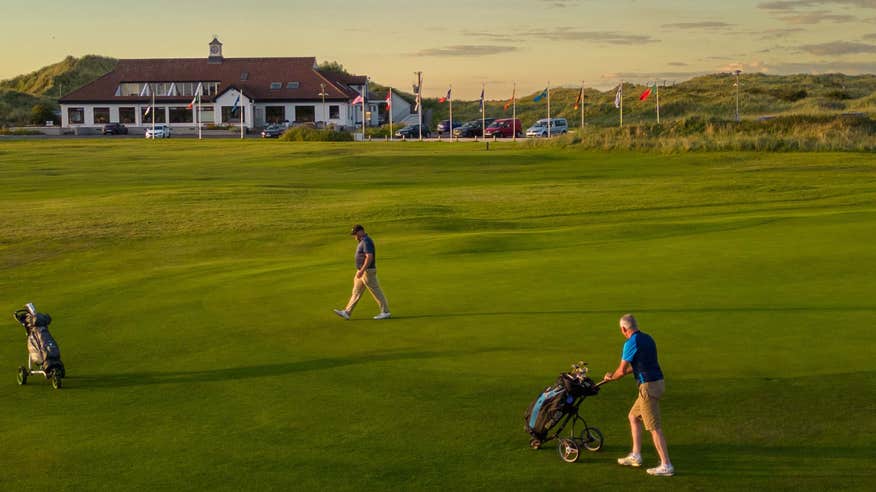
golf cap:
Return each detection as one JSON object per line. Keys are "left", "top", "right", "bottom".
{"left": 350, "top": 224, "right": 365, "bottom": 235}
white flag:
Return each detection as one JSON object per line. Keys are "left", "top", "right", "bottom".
{"left": 614, "top": 85, "right": 622, "bottom": 109}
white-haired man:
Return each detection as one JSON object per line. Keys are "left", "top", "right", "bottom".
{"left": 603, "top": 314, "right": 674, "bottom": 477}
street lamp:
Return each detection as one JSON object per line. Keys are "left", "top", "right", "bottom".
{"left": 318, "top": 83, "right": 328, "bottom": 127}
{"left": 734, "top": 69, "right": 742, "bottom": 122}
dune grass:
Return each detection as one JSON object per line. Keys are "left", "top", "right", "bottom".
{"left": 0, "top": 140, "right": 874, "bottom": 491}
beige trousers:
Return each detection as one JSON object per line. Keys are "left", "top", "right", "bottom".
{"left": 344, "top": 268, "right": 389, "bottom": 314}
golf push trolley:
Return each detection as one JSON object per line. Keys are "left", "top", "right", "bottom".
{"left": 12, "top": 303, "right": 65, "bottom": 389}
{"left": 524, "top": 361, "right": 608, "bottom": 463}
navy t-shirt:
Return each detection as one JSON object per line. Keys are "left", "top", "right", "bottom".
{"left": 621, "top": 331, "right": 664, "bottom": 384}
{"left": 355, "top": 234, "right": 376, "bottom": 269}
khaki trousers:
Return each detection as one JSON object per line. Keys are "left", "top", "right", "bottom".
{"left": 344, "top": 268, "right": 389, "bottom": 314}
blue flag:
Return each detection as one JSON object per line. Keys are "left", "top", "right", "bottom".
{"left": 232, "top": 93, "right": 240, "bottom": 114}
{"left": 534, "top": 88, "right": 547, "bottom": 102}
{"left": 479, "top": 88, "right": 484, "bottom": 112}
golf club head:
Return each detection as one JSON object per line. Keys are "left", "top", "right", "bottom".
{"left": 25, "top": 303, "right": 36, "bottom": 316}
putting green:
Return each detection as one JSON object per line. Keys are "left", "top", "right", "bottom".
{"left": 0, "top": 140, "right": 874, "bottom": 490}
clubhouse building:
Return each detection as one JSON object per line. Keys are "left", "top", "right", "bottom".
{"left": 59, "top": 38, "right": 377, "bottom": 131}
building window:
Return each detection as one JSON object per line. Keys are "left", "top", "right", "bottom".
{"left": 265, "top": 106, "right": 285, "bottom": 124}
{"left": 221, "top": 106, "right": 246, "bottom": 123}
{"left": 241, "top": 72, "right": 249, "bottom": 81}
{"left": 329, "top": 105, "right": 340, "bottom": 119}
{"left": 93, "top": 107, "right": 110, "bottom": 124}
{"left": 117, "top": 83, "right": 141, "bottom": 96}
{"left": 119, "top": 107, "right": 136, "bottom": 124}
{"left": 198, "top": 107, "right": 215, "bottom": 125}
{"left": 169, "top": 107, "right": 193, "bottom": 124}
{"left": 68, "top": 107, "right": 84, "bottom": 124}
{"left": 141, "top": 106, "right": 166, "bottom": 123}
{"left": 286, "top": 81, "right": 299, "bottom": 89}
{"left": 270, "top": 82, "right": 282, "bottom": 90}
{"left": 295, "top": 106, "right": 315, "bottom": 123}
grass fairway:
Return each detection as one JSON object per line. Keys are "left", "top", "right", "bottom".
{"left": 0, "top": 140, "right": 874, "bottom": 491}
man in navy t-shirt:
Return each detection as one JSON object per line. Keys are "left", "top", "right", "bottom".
{"left": 603, "top": 314, "right": 674, "bottom": 477}
{"left": 333, "top": 224, "right": 391, "bottom": 320}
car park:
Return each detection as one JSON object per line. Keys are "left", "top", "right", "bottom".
{"left": 436, "top": 120, "right": 462, "bottom": 134}
{"left": 483, "top": 118, "right": 522, "bottom": 138}
{"left": 452, "top": 118, "right": 496, "bottom": 138}
{"left": 525, "top": 118, "right": 568, "bottom": 137}
{"left": 260, "top": 124, "right": 286, "bottom": 138}
{"left": 144, "top": 125, "right": 171, "bottom": 139}
{"left": 394, "top": 124, "right": 431, "bottom": 138}
{"left": 102, "top": 123, "right": 128, "bottom": 135}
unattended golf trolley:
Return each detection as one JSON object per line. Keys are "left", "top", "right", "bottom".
{"left": 12, "top": 303, "right": 65, "bottom": 389}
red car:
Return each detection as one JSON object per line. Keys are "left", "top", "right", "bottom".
{"left": 484, "top": 118, "right": 522, "bottom": 138}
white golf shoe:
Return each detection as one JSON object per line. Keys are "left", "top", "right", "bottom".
{"left": 617, "top": 453, "right": 642, "bottom": 467}
{"left": 333, "top": 309, "right": 350, "bottom": 320}
{"left": 646, "top": 464, "right": 675, "bottom": 476}
{"left": 373, "top": 312, "right": 392, "bottom": 320}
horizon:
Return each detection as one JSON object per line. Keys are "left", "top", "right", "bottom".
{"left": 2, "top": 0, "right": 876, "bottom": 99}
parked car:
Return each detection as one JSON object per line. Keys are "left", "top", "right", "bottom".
{"left": 483, "top": 118, "right": 522, "bottom": 138}
{"left": 102, "top": 123, "right": 128, "bottom": 135}
{"left": 261, "top": 124, "right": 285, "bottom": 138}
{"left": 525, "top": 118, "right": 568, "bottom": 137}
{"left": 394, "top": 125, "right": 431, "bottom": 138}
{"left": 145, "top": 125, "right": 171, "bottom": 139}
{"left": 436, "top": 120, "right": 463, "bottom": 134}
{"left": 452, "top": 118, "right": 496, "bottom": 138}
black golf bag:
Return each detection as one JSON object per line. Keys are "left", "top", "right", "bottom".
{"left": 14, "top": 308, "right": 65, "bottom": 378}
{"left": 525, "top": 373, "right": 599, "bottom": 442}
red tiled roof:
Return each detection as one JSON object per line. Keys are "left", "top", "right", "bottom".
{"left": 60, "top": 57, "right": 364, "bottom": 103}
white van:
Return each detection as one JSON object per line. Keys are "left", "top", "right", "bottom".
{"left": 525, "top": 118, "right": 568, "bottom": 137}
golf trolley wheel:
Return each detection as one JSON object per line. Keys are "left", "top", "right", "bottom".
{"left": 557, "top": 438, "right": 580, "bottom": 463}
{"left": 51, "top": 374, "right": 62, "bottom": 389}
{"left": 579, "top": 427, "right": 604, "bottom": 452}
{"left": 17, "top": 366, "right": 27, "bottom": 385}
{"left": 529, "top": 438, "right": 542, "bottom": 450}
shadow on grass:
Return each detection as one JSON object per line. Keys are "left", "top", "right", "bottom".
{"left": 63, "top": 347, "right": 514, "bottom": 390}
{"left": 400, "top": 305, "right": 875, "bottom": 320}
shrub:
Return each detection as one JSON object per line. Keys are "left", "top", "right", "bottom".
{"left": 279, "top": 126, "right": 353, "bottom": 142}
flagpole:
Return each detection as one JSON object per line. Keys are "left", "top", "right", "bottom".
{"left": 580, "top": 83, "right": 585, "bottom": 131}
{"left": 512, "top": 81, "right": 517, "bottom": 142}
{"left": 363, "top": 77, "right": 368, "bottom": 140}
{"left": 481, "top": 81, "right": 485, "bottom": 140}
{"left": 416, "top": 72, "right": 423, "bottom": 141}
{"left": 240, "top": 91, "right": 244, "bottom": 140}
{"left": 389, "top": 88, "right": 393, "bottom": 141}
{"left": 656, "top": 83, "right": 660, "bottom": 124}
{"left": 198, "top": 89, "right": 202, "bottom": 140}
{"left": 449, "top": 84, "right": 453, "bottom": 143}
{"left": 151, "top": 85, "right": 155, "bottom": 137}
{"left": 547, "top": 81, "right": 551, "bottom": 138}
{"left": 619, "top": 81, "right": 623, "bottom": 128}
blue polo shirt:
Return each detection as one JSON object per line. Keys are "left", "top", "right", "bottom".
{"left": 355, "top": 234, "right": 376, "bottom": 269}
{"left": 621, "top": 331, "right": 664, "bottom": 384}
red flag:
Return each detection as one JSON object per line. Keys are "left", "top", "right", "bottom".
{"left": 385, "top": 90, "right": 392, "bottom": 110}
{"left": 573, "top": 90, "right": 583, "bottom": 110}
{"left": 639, "top": 87, "right": 653, "bottom": 101}
{"left": 438, "top": 88, "right": 451, "bottom": 103}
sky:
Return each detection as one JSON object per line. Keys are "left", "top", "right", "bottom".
{"left": 1, "top": 0, "right": 875, "bottom": 99}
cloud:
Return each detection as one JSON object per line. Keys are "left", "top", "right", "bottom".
{"left": 661, "top": 21, "right": 734, "bottom": 29}
{"left": 463, "top": 27, "right": 658, "bottom": 45}
{"left": 799, "top": 40, "right": 876, "bottom": 54}
{"left": 525, "top": 28, "right": 658, "bottom": 45}
{"left": 762, "top": 59, "right": 876, "bottom": 73}
{"left": 864, "top": 32, "right": 876, "bottom": 39}
{"left": 778, "top": 11, "right": 857, "bottom": 23}
{"left": 759, "top": 0, "right": 876, "bottom": 10}
{"left": 412, "top": 45, "right": 520, "bottom": 57}
{"left": 668, "top": 62, "right": 689, "bottom": 66}
{"left": 538, "top": 0, "right": 584, "bottom": 6}
{"left": 757, "top": 27, "right": 807, "bottom": 38}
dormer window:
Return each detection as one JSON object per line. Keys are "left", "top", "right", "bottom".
{"left": 270, "top": 82, "right": 282, "bottom": 90}
{"left": 241, "top": 72, "right": 249, "bottom": 81}
{"left": 286, "top": 82, "right": 300, "bottom": 89}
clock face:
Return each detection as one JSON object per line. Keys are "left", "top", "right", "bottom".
{"left": 210, "top": 45, "right": 220, "bottom": 55}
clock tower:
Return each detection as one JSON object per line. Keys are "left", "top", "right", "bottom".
{"left": 208, "top": 36, "right": 223, "bottom": 63}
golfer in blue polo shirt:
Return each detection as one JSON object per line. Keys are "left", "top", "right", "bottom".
{"left": 603, "top": 314, "right": 674, "bottom": 477}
